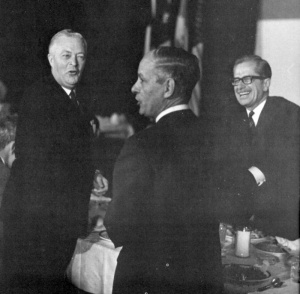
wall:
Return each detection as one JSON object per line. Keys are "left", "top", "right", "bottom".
{"left": 255, "top": 0, "right": 300, "bottom": 106}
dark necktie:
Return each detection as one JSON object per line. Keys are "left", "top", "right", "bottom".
{"left": 70, "top": 90, "right": 79, "bottom": 107}
{"left": 249, "top": 111, "right": 255, "bottom": 129}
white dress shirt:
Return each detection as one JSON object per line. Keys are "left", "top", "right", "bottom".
{"left": 246, "top": 99, "right": 267, "bottom": 126}
{"left": 246, "top": 99, "right": 267, "bottom": 186}
{"left": 155, "top": 104, "right": 190, "bottom": 123}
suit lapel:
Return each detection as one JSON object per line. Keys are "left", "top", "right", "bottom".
{"left": 256, "top": 98, "right": 276, "bottom": 130}
{"left": 45, "top": 75, "right": 86, "bottom": 115}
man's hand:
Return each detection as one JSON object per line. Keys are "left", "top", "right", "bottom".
{"left": 90, "top": 193, "right": 112, "bottom": 203}
{"left": 92, "top": 170, "right": 109, "bottom": 196}
{"left": 91, "top": 171, "right": 111, "bottom": 203}
{"left": 90, "top": 117, "right": 101, "bottom": 137}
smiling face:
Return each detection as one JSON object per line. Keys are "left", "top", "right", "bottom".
{"left": 131, "top": 55, "right": 167, "bottom": 119}
{"left": 233, "top": 61, "right": 270, "bottom": 111}
{"left": 48, "top": 35, "right": 86, "bottom": 89}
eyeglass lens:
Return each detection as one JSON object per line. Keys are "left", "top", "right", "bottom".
{"left": 232, "top": 76, "right": 265, "bottom": 86}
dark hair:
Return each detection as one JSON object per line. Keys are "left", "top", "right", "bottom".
{"left": 0, "top": 115, "right": 17, "bottom": 150}
{"left": 234, "top": 55, "right": 272, "bottom": 78}
{"left": 48, "top": 29, "right": 87, "bottom": 54}
{"left": 150, "top": 46, "right": 200, "bottom": 102}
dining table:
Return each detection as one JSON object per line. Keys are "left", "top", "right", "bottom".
{"left": 222, "top": 240, "right": 299, "bottom": 294}
{"left": 66, "top": 231, "right": 299, "bottom": 294}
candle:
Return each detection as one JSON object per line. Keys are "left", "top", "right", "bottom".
{"left": 235, "top": 227, "right": 251, "bottom": 257}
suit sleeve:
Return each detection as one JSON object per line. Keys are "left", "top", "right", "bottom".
{"left": 104, "top": 136, "right": 153, "bottom": 248}
{"left": 203, "top": 113, "right": 256, "bottom": 225}
{"left": 252, "top": 106, "right": 300, "bottom": 186}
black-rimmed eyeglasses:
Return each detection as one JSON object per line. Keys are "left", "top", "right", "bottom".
{"left": 231, "top": 75, "right": 266, "bottom": 86}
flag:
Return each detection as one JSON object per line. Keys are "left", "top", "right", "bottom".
{"left": 144, "top": 0, "right": 179, "bottom": 54}
{"left": 174, "top": 0, "right": 204, "bottom": 116}
{"left": 174, "top": 0, "right": 188, "bottom": 50}
{"left": 144, "top": 0, "right": 204, "bottom": 116}
{"left": 188, "top": 0, "right": 204, "bottom": 116}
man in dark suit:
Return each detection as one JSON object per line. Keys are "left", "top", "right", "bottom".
{"left": 0, "top": 116, "right": 16, "bottom": 205}
{"left": 0, "top": 115, "right": 16, "bottom": 288}
{"left": 104, "top": 47, "right": 224, "bottom": 294}
{"left": 216, "top": 55, "right": 299, "bottom": 240}
{"left": 2, "top": 29, "right": 108, "bottom": 293}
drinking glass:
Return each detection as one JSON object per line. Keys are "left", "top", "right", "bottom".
{"left": 219, "top": 223, "right": 227, "bottom": 247}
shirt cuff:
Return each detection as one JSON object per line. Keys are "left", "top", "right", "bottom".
{"left": 248, "top": 166, "right": 266, "bottom": 186}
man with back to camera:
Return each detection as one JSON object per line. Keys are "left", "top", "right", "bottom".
{"left": 0, "top": 115, "right": 16, "bottom": 286}
{"left": 213, "top": 55, "right": 299, "bottom": 240}
{"left": 104, "top": 46, "right": 224, "bottom": 294}
{"left": 2, "top": 29, "right": 108, "bottom": 293}
{"left": 0, "top": 115, "right": 17, "bottom": 208}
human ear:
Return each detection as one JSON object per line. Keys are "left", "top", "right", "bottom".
{"left": 263, "top": 78, "right": 271, "bottom": 91}
{"left": 47, "top": 54, "right": 54, "bottom": 67}
{"left": 164, "top": 78, "right": 175, "bottom": 98}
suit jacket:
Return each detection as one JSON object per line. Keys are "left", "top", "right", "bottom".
{"left": 105, "top": 110, "right": 224, "bottom": 294}
{"left": 213, "top": 96, "right": 299, "bottom": 239}
{"left": 0, "top": 160, "right": 10, "bottom": 218}
{"left": 2, "top": 75, "right": 95, "bottom": 284}
{"left": 0, "top": 161, "right": 10, "bottom": 202}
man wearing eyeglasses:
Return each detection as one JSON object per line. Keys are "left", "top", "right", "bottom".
{"left": 218, "top": 55, "right": 299, "bottom": 240}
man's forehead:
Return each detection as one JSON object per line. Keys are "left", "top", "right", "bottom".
{"left": 140, "top": 55, "right": 156, "bottom": 67}
{"left": 234, "top": 61, "right": 258, "bottom": 76}
{"left": 52, "top": 36, "right": 85, "bottom": 52}
{"left": 138, "top": 56, "right": 157, "bottom": 74}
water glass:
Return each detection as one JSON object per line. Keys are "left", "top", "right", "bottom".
{"left": 290, "top": 259, "right": 299, "bottom": 283}
{"left": 219, "top": 223, "right": 227, "bottom": 247}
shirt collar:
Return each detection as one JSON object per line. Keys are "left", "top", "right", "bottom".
{"left": 61, "top": 86, "right": 75, "bottom": 96}
{"left": 0, "top": 156, "right": 5, "bottom": 165}
{"left": 155, "top": 104, "right": 190, "bottom": 123}
{"left": 246, "top": 99, "right": 267, "bottom": 126}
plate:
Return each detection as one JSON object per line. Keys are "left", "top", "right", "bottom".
{"left": 254, "top": 241, "right": 287, "bottom": 261}
{"left": 223, "top": 264, "right": 271, "bottom": 286}
{"left": 255, "top": 253, "right": 280, "bottom": 265}
{"left": 251, "top": 237, "right": 269, "bottom": 244}
{"left": 250, "top": 229, "right": 268, "bottom": 244}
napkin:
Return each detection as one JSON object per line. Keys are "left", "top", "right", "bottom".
{"left": 275, "top": 237, "right": 300, "bottom": 256}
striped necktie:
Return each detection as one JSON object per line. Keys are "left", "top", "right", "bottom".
{"left": 70, "top": 90, "right": 79, "bottom": 107}
{"left": 249, "top": 111, "right": 255, "bottom": 128}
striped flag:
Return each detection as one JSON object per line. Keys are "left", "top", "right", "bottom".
{"left": 174, "top": 0, "right": 188, "bottom": 50}
{"left": 144, "top": 0, "right": 204, "bottom": 115}
{"left": 144, "top": 0, "right": 179, "bottom": 54}
{"left": 174, "top": 0, "right": 204, "bottom": 115}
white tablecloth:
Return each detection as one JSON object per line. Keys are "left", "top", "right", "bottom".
{"left": 67, "top": 233, "right": 298, "bottom": 294}
{"left": 66, "top": 233, "right": 122, "bottom": 294}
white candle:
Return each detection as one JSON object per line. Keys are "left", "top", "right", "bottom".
{"left": 235, "top": 228, "right": 251, "bottom": 257}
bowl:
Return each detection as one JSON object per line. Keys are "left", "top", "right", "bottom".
{"left": 223, "top": 264, "right": 271, "bottom": 285}
{"left": 254, "top": 241, "right": 287, "bottom": 261}
{"left": 223, "top": 263, "right": 272, "bottom": 294}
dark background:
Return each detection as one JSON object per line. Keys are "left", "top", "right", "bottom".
{"left": 0, "top": 0, "right": 259, "bottom": 130}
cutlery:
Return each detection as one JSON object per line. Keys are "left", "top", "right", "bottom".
{"left": 257, "top": 277, "right": 283, "bottom": 292}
